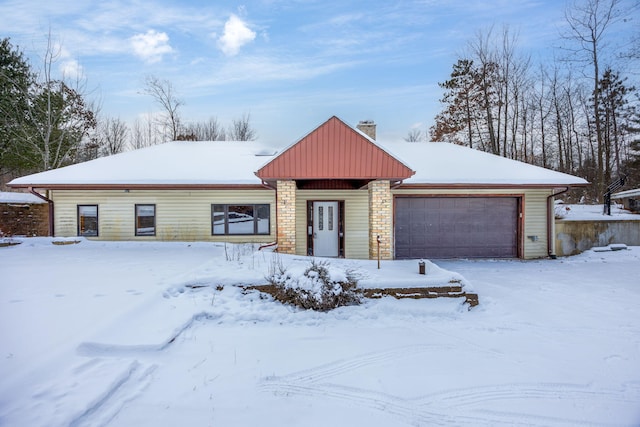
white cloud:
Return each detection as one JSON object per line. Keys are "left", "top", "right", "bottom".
{"left": 130, "top": 30, "right": 173, "bottom": 63}
{"left": 59, "top": 59, "right": 83, "bottom": 80}
{"left": 217, "top": 14, "right": 256, "bottom": 56}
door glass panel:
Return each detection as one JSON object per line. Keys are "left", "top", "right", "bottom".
{"left": 328, "top": 206, "right": 334, "bottom": 231}
{"left": 318, "top": 206, "right": 323, "bottom": 230}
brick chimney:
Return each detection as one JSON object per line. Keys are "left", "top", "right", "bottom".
{"left": 357, "top": 120, "right": 376, "bottom": 140}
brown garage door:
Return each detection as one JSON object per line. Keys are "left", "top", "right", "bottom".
{"left": 395, "top": 197, "right": 519, "bottom": 259}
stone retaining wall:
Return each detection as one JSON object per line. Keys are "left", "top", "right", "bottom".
{"left": 555, "top": 220, "right": 640, "bottom": 257}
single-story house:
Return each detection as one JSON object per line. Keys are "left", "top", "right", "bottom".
{"left": 8, "top": 116, "right": 588, "bottom": 259}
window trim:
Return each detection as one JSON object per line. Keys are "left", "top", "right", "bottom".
{"left": 211, "top": 203, "right": 270, "bottom": 236}
{"left": 135, "top": 204, "right": 156, "bottom": 237}
{"left": 77, "top": 204, "right": 99, "bottom": 237}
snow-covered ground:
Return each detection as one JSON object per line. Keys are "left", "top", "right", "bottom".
{"left": 1, "top": 238, "right": 639, "bottom": 426}
{"left": 555, "top": 202, "right": 639, "bottom": 221}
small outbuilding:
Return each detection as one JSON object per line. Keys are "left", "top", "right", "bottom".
{"left": 611, "top": 188, "right": 640, "bottom": 213}
{"left": 8, "top": 116, "right": 588, "bottom": 259}
{"left": 0, "top": 192, "right": 50, "bottom": 237}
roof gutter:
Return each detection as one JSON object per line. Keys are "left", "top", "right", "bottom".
{"left": 546, "top": 187, "right": 569, "bottom": 259}
{"left": 28, "top": 187, "right": 54, "bottom": 236}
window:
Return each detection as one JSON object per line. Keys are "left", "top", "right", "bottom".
{"left": 212, "top": 204, "right": 270, "bottom": 235}
{"left": 78, "top": 205, "right": 98, "bottom": 236}
{"left": 135, "top": 204, "right": 156, "bottom": 236}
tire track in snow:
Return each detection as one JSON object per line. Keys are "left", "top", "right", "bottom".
{"left": 270, "top": 344, "right": 453, "bottom": 384}
{"left": 263, "top": 378, "right": 628, "bottom": 426}
{"left": 69, "top": 361, "right": 157, "bottom": 427}
{"left": 416, "top": 382, "right": 628, "bottom": 408}
{"left": 66, "top": 312, "right": 218, "bottom": 426}
{"left": 261, "top": 381, "right": 453, "bottom": 426}
{"left": 261, "top": 347, "right": 635, "bottom": 427}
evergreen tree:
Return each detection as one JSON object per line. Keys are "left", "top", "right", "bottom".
{"left": 623, "top": 110, "right": 640, "bottom": 187}
{"left": 0, "top": 37, "right": 35, "bottom": 177}
{"left": 0, "top": 37, "right": 96, "bottom": 177}
{"left": 596, "top": 68, "right": 634, "bottom": 183}
{"left": 430, "top": 59, "right": 484, "bottom": 148}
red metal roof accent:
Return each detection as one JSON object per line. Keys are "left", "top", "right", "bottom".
{"left": 256, "top": 116, "right": 415, "bottom": 181}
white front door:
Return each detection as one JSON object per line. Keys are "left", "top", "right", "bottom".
{"left": 313, "top": 201, "right": 339, "bottom": 257}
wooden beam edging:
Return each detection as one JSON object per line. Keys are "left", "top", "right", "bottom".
{"left": 362, "top": 287, "right": 478, "bottom": 309}
{"left": 244, "top": 284, "right": 479, "bottom": 309}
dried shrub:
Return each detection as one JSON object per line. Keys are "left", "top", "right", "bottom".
{"left": 266, "top": 258, "right": 362, "bottom": 311}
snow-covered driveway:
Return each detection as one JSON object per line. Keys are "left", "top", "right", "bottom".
{"left": 1, "top": 239, "right": 639, "bottom": 426}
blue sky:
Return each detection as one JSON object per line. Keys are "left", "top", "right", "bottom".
{"left": 0, "top": 0, "right": 634, "bottom": 143}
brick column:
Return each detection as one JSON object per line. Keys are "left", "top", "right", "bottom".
{"left": 276, "top": 180, "right": 296, "bottom": 254}
{"left": 368, "top": 180, "right": 392, "bottom": 260}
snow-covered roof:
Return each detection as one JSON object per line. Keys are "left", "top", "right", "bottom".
{"left": 8, "top": 141, "right": 278, "bottom": 187}
{"left": 612, "top": 188, "right": 640, "bottom": 199}
{"left": 0, "top": 191, "right": 46, "bottom": 204}
{"left": 380, "top": 141, "right": 588, "bottom": 186}
{"left": 8, "top": 138, "right": 588, "bottom": 188}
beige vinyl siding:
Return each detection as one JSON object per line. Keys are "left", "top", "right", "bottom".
{"left": 392, "top": 188, "right": 552, "bottom": 259}
{"left": 51, "top": 189, "right": 276, "bottom": 243}
{"left": 522, "top": 189, "right": 553, "bottom": 259}
{"left": 295, "top": 189, "right": 369, "bottom": 259}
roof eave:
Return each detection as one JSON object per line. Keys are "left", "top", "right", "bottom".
{"left": 394, "top": 182, "right": 590, "bottom": 189}
{"left": 7, "top": 183, "right": 269, "bottom": 190}
{"left": 256, "top": 175, "right": 413, "bottom": 181}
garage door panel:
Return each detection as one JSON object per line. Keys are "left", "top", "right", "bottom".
{"left": 395, "top": 197, "right": 519, "bottom": 259}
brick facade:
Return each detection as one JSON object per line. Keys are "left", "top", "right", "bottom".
{"left": 368, "top": 180, "right": 392, "bottom": 259}
{"left": 0, "top": 202, "right": 49, "bottom": 237}
{"left": 276, "top": 180, "right": 297, "bottom": 254}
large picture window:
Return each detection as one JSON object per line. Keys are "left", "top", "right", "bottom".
{"left": 135, "top": 204, "right": 156, "bottom": 236}
{"left": 78, "top": 205, "right": 98, "bottom": 236}
{"left": 212, "top": 204, "right": 270, "bottom": 235}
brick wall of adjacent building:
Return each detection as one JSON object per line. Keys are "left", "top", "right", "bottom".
{"left": 368, "top": 180, "right": 392, "bottom": 259}
{"left": 0, "top": 202, "right": 49, "bottom": 237}
{"left": 276, "top": 180, "right": 297, "bottom": 254}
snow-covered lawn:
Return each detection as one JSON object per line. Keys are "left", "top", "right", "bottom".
{"left": 1, "top": 239, "right": 639, "bottom": 426}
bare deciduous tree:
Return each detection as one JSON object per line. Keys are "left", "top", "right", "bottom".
{"left": 429, "top": 2, "right": 638, "bottom": 201}
{"left": 562, "top": 0, "right": 624, "bottom": 197}
{"left": 228, "top": 113, "right": 257, "bottom": 141}
{"left": 130, "top": 115, "right": 159, "bottom": 149}
{"left": 16, "top": 31, "right": 96, "bottom": 170}
{"left": 142, "top": 75, "right": 183, "bottom": 141}
{"left": 99, "top": 117, "right": 128, "bottom": 156}
{"left": 182, "top": 116, "right": 227, "bottom": 141}
{"left": 404, "top": 128, "right": 424, "bottom": 142}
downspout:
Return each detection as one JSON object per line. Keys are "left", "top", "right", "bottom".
{"left": 390, "top": 180, "right": 404, "bottom": 189}
{"left": 29, "top": 187, "right": 54, "bottom": 236}
{"left": 546, "top": 186, "right": 569, "bottom": 259}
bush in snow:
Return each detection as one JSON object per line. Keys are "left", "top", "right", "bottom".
{"left": 266, "top": 258, "right": 362, "bottom": 311}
